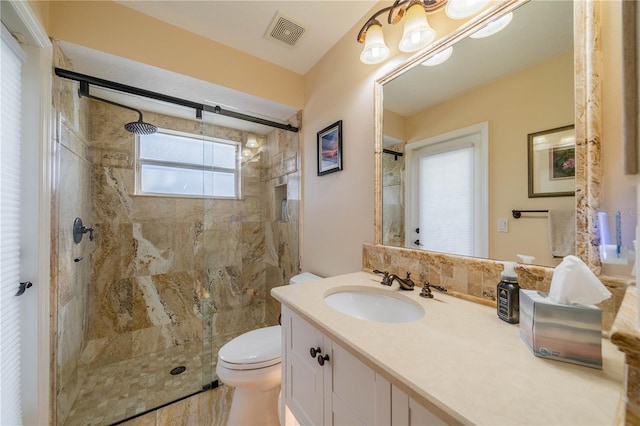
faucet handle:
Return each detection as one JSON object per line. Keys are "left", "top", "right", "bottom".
{"left": 373, "top": 269, "right": 392, "bottom": 286}
{"left": 420, "top": 281, "right": 447, "bottom": 299}
{"left": 419, "top": 285, "right": 433, "bottom": 299}
{"left": 430, "top": 284, "right": 447, "bottom": 293}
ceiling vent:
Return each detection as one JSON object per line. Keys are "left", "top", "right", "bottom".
{"left": 265, "top": 12, "right": 306, "bottom": 48}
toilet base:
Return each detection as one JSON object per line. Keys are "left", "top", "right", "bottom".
{"left": 227, "top": 383, "right": 280, "bottom": 426}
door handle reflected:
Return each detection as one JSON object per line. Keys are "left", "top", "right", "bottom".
{"left": 16, "top": 281, "right": 32, "bottom": 296}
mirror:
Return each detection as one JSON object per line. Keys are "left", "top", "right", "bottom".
{"left": 378, "top": 0, "right": 576, "bottom": 268}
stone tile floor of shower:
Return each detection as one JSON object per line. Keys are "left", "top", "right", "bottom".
{"left": 64, "top": 346, "right": 209, "bottom": 426}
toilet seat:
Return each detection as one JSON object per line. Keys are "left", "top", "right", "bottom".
{"left": 218, "top": 325, "right": 281, "bottom": 371}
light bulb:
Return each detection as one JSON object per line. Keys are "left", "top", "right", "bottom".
{"left": 399, "top": 2, "right": 435, "bottom": 53}
{"left": 421, "top": 46, "right": 453, "bottom": 66}
{"left": 246, "top": 133, "right": 259, "bottom": 148}
{"left": 470, "top": 12, "right": 513, "bottom": 39}
{"left": 360, "top": 23, "right": 390, "bottom": 65}
{"left": 445, "top": 0, "right": 490, "bottom": 19}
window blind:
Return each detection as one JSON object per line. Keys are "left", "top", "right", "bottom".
{"left": 0, "top": 23, "right": 26, "bottom": 426}
{"left": 419, "top": 146, "right": 474, "bottom": 256}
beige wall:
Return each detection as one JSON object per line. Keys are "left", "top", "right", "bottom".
{"left": 383, "top": 109, "right": 406, "bottom": 142}
{"left": 28, "top": 0, "right": 49, "bottom": 32}
{"left": 46, "top": 1, "right": 304, "bottom": 109}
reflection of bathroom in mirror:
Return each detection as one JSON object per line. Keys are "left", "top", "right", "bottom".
{"left": 381, "top": 0, "right": 574, "bottom": 267}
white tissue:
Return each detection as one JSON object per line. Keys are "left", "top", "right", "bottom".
{"left": 548, "top": 255, "right": 611, "bottom": 305}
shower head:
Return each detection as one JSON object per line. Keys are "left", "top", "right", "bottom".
{"left": 124, "top": 117, "right": 158, "bottom": 135}
{"left": 78, "top": 87, "right": 158, "bottom": 135}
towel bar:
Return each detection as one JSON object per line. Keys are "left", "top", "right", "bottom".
{"left": 512, "top": 209, "right": 549, "bottom": 219}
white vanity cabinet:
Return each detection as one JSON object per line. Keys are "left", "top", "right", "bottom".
{"left": 391, "top": 385, "right": 448, "bottom": 426}
{"left": 281, "top": 306, "right": 447, "bottom": 425}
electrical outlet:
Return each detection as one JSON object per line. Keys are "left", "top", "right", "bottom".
{"left": 498, "top": 218, "right": 509, "bottom": 233}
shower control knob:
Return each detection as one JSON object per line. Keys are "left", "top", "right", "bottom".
{"left": 317, "top": 354, "right": 330, "bottom": 366}
{"left": 310, "top": 347, "right": 322, "bottom": 358}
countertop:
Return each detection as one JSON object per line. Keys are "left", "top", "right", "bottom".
{"left": 271, "top": 271, "right": 624, "bottom": 425}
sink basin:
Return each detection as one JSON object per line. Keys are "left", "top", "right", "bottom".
{"left": 324, "top": 287, "right": 424, "bottom": 323}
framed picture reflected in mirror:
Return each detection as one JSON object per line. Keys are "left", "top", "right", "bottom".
{"left": 528, "top": 125, "right": 576, "bottom": 198}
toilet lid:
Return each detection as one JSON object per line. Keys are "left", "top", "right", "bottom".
{"left": 219, "top": 326, "right": 281, "bottom": 370}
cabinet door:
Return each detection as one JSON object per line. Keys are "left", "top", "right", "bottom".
{"left": 282, "top": 307, "right": 393, "bottom": 426}
{"left": 391, "top": 384, "right": 447, "bottom": 426}
{"left": 282, "top": 307, "right": 327, "bottom": 425}
{"left": 330, "top": 343, "right": 391, "bottom": 425}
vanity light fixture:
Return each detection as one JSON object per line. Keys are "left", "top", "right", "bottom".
{"left": 398, "top": 0, "right": 436, "bottom": 53}
{"left": 360, "top": 22, "right": 391, "bottom": 64}
{"left": 469, "top": 12, "right": 513, "bottom": 39}
{"left": 421, "top": 45, "right": 453, "bottom": 66}
{"left": 357, "top": 0, "right": 490, "bottom": 65}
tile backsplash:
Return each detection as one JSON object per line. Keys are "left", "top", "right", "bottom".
{"left": 363, "top": 243, "right": 631, "bottom": 330}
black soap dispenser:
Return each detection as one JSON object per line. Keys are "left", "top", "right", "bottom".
{"left": 497, "top": 261, "right": 519, "bottom": 324}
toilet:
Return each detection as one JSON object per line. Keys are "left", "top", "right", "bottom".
{"left": 216, "top": 272, "right": 321, "bottom": 425}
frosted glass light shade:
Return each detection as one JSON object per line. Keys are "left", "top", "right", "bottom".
{"left": 470, "top": 12, "right": 513, "bottom": 38}
{"left": 360, "top": 24, "right": 390, "bottom": 64}
{"left": 421, "top": 46, "right": 453, "bottom": 66}
{"left": 445, "top": 0, "right": 490, "bottom": 19}
{"left": 246, "top": 133, "right": 259, "bottom": 148}
{"left": 399, "top": 3, "right": 435, "bottom": 53}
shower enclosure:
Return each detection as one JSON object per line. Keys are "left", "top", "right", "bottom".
{"left": 51, "top": 44, "right": 300, "bottom": 425}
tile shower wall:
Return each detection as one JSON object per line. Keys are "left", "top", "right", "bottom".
{"left": 363, "top": 243, "right": 630, "bottom": 330}
{"left": 52, "top": 45, "right": 93, "bottom": 424}
{"left": 82, "top": 103, "right": 300, "bottom": 373}
{"left": 382, "top": 142, "right": 404, "bottom": 247}
{"left": 82, "top": 103, "right": 211, "bottom": 375}
{"left": 264, "top": 118, "right": 302, "bottom": 325}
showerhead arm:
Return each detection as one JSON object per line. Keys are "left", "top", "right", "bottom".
{"left": 78, "top": 82, "right": 157, "bottom": 135}
{"left": 78, "top": 87, "right": 144, "bottom": 122}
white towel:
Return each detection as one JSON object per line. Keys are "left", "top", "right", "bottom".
{"left": 548, "top": 209, "right": 575, "bottom": 257}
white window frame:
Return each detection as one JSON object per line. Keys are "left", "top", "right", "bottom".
{"left": 404, "top": 122, "right": 489, "bottom": 258}
{"left": 135, "top": 128, "right": 241, "bottom": 199}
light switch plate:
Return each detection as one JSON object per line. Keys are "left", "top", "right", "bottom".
{"left": 498, "top": 218, "right": 509, "bottom": 233}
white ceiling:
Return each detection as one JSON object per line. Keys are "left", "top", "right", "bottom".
{"left": 114, "top": 0, "right": 378, "bottom": 75}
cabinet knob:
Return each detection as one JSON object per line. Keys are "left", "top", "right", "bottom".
{"left": 310, "top": 347, "right": 322, "bottom": 358}
{"left": 317, "top": 354, "right": 330, "bottom": 366}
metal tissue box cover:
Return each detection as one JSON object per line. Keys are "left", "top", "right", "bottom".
{"left": 519, "top": 289, "right": 602, "bottom": 369}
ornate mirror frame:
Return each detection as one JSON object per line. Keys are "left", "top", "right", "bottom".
{"left": 373, "top": 0, "right": 603, "bottom": 274}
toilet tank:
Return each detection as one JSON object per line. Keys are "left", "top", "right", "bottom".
{"left": 289, "top": 272, "right": 321, "bottom": 285}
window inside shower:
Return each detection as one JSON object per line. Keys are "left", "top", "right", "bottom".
{"left": 136, "top": 129, "right": 241, "bottom": 199}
